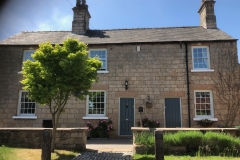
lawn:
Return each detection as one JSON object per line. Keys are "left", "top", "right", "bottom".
{"left": 0, "top": 146, "right": 79, "bottom": 160}
{"left": 133, "top": 154, "right": 240, "bottom": 160}
{"left": 1, "top": 146, "right": 240, "bottom": 160}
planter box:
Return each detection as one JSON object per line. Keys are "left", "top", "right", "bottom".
{"left": 198, "top": 121, "right": 213, "bottom": 127}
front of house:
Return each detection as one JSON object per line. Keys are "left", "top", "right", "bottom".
{"left": 0, "top": 0, "right": 238, "bottom": 137}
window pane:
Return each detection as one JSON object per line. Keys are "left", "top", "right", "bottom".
{"left": 193, "top": 47, "right": 209, "bottom": 69}
{"left": 87, "top": 91, "right": 105, "bottom": 115}
{"left": 195, "top": 91, "right": 212, "bottom": 116}
{"left": 23, "top": 51, "right": 35, "bottom": 61}
{"left": 197, "top": 48, "right": 202, "bottom": 53}
{"left": 89, "top": 50, "right": 106, "bottom": 70}
{"left": 19, "top": 91, "right": 36, "bottom": 115}
{"left": 193, "top": 48, "right": 198, "bottom": 53}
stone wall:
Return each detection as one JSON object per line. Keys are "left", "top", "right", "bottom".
{"left": 0, "top": 128, "right": 88, "bottom": 151}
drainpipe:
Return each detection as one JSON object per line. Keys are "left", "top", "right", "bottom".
{"left": 185, "top": 42, "right": 191, "bottom": 128}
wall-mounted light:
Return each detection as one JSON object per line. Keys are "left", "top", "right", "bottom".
{"left": 125, "top": 80, "right": 128, "bottom": 90}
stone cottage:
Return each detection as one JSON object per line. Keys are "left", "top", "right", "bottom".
{"left": 0, "top": 0, "right": 238, "bottom": 137}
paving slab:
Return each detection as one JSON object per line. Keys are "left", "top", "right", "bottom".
{"left": 72, "top": 139, "right": 133, "bottom": 160}
{"left": 86, "top": 138, "right": 133, "bottom": 152}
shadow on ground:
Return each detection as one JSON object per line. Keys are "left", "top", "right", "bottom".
{"left": 54, "top": 151, "right": 77, "bottom": 160}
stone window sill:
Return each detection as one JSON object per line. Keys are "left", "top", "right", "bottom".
{"left": 97, "top": 71, "right": 109, "bottom": 74}
{"left": 13, "top": 116, "right": 37, "bottom": 119}
{"left": 193, "top": 117, "right": 218, "bottom": 121}
{"left": 82, "top": 116, "right": 108, "bottom": 120}
{"left": 191, "top": 69, "right": 214, "bottom": 72}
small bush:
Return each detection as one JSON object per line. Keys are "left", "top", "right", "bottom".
{"left": 134, "top": 130, "right": 240, "bottom": 156}
{"left": 134, "top": 131, "right": 154, "bottom": 147}
{"left": 164, "top": 132, "right": 180, "bottom": 146}
{"left": 202, "top": 131, "right": 240, "bottom": 153}
{"left": 177, "top": 131, "right": 203, "bottom": 150}
{"left": 86, "top": 119, "right": 113, "bottom": 138}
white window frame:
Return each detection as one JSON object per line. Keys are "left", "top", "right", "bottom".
{"left": 193, "top": 90, "right": 217, "bottom": 121}
{"left": 23, "top": 50, "right": 35, "bottom": 62}
{"left": 18, "top": 50, "right": 35, "bottom": 74}
{"left": 89, "top": 49, "right": 109, "bottom": 74}
{"left": 82, "top": 90, "right": 108, "bottom": 119}
{"left": 191, "top": 46, "right": 214, "bottom": 72}
{"left": 13, "top": 90, "right": 37, "bottom": 119}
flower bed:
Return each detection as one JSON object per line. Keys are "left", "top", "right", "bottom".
{"left": 86, "top": 119, "right": 113, "bottom": 138}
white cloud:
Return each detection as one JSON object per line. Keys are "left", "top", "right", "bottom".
{"left": 36, "top": 7, "right": 72, "bottom": 31}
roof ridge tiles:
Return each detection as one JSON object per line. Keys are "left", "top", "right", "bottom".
{"left": 98, "top": 26, "right": 200, "bottom": 31}
{"left": 21, "top": 26, "right": 201, "bottom": 33}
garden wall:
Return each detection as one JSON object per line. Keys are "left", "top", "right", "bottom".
{"left": 131, "top": 127, "right": 240, "bottom": 154}
{"left": 0, "top": 128, "right": 88, "bottom": 151}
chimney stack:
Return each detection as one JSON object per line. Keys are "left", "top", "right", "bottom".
{"left": 72, "top": 0, "right": 91, "bottom": 34}
{"left": 198, "top": 0, "right": 217, "bottom": 29}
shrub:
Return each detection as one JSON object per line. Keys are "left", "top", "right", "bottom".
{"left": 164, "top": 132, "right": 180, "bottom": 146}
{"left": 86, "top": 119, "right": 113, "bottom": 138}
{"left": 134, "top": 131, "right": 154, "bottom": 147}
{"left": 177, "top": 131, "right": 203, "bottom": 150}
{"left": 137, "top": 117, "right": 160, "bottom": 128}
{"left": 134, "top": 130, "right": 240, "bottom": 156}
{"left": 202, "top": 131, "right": 240, "bottom": 153}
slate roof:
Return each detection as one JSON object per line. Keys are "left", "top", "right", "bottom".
{"left": 0, "top": 26, "right": 236, "bottom": 45}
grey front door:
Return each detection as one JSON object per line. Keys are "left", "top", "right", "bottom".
{"left": 165, "top": 98, "right": 181, "bottom": 128}
{"left": 120, "top": 98, "right": 134, "bottom": 135}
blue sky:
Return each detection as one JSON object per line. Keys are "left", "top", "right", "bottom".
{"left": 0, "top": 0, "right": 239, "bottom": 59}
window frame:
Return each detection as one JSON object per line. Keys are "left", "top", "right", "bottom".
{"left": 89, "top": 49, "right": 109, "bottom": 74}
{"left": 193, "top": 90, "right": 217, "bottom": 121}
{"left": 18, "top": 50, "right": 36, "bottom": 74}
{"left": 83, "top": 90, "right": 107, "bottom": 119}
{"left": 23, "top": 50, "right": 35, "bottom": 62}
{"left": 12, "top": 90, "right": 37, "bottom": 119}
{"left": 191, "top": 46, "right": 214, "bottom": 72}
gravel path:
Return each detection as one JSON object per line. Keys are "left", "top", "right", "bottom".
{"left": 72, "top": 151, "right": 133, "bottom": 160}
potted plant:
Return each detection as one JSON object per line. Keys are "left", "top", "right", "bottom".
{"left": 138, "top": 117, "right": 160, "bottom": 128}
{"left": 86, "top": 119, "right": 113, "bottom": 138}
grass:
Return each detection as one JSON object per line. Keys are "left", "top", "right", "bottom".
{"left": 133, "top": 154, "right": 240, "bottom": 160}
{"left": 0, "top": 146, "right": 79, "bottom": 160}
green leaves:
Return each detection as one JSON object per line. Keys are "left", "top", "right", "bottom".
{"left": 21, "top": 38, "right": 102, "bottom": 105}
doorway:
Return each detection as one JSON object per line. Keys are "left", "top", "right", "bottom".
{"left": 165, "top": 98, "right": 182, "bottom": 128}
{"left": 119, "top": 98, "right": 134, "bottom": 135}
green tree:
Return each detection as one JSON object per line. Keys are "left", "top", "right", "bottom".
{"left": 21, "top": 38, "right": 102, "bottom": 152}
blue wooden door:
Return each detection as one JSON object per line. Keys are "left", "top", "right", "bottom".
{"left": 165, "top": 98, "right": 182, "bottom": 128}
{"left": 120, "top": 98, "right": 134, "bottom": 135}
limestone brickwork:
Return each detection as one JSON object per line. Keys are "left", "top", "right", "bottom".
{"left": 0, "top": 41, "right": 238, "bottom": 137}
{"left": 0, "top": 128, "right": 87, "bottom": 150}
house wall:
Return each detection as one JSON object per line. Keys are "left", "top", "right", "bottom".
{"left": 0, "top": 41, "right": 238, "bottom": 137}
